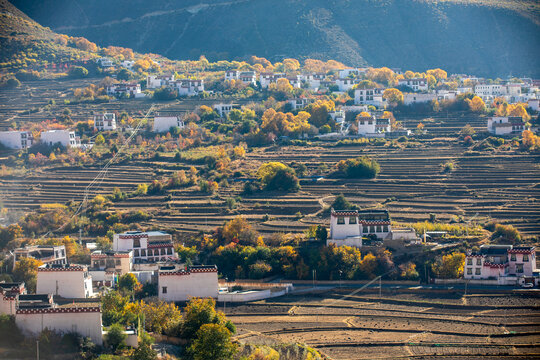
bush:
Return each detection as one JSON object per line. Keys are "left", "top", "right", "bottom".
{"left": 336, "top": 156, "right": 380, "bottom": 179}
{"left": 153, "top": 86, "right": 177, "bottom": 100}
{"left": 492, "top": 224, "right": 521, "bottom": 244}
{"left": 105, "top": 324, "right": 127, "bottom": 352}
{"left": 5, "top": 78, "right": 21, "bottom": 88}
{"left": 256, "top": 162, "right": 299, "bottom": 192}
{"left": 0, "top": 315, "right": 24, "bottom": 345}
{"left": 68, "top": 66, "right": 89, "bottom": 78}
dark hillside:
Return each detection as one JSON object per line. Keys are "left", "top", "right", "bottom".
{"left": 8, "top": 0, "right": 540, "bottom": 77}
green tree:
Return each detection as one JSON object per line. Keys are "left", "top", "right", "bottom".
{"left": 117, "top": 273, "right": 141, "bottom": 294}
{"left": 68, "top": 66, "right": 89, "bottom": 78}
{"left": 256, "top": 162, "right": 299, "bottom": 192}
{"left": 132, "top": 332, "right": 157, "bottom": 360}
{"left": 336, "top": 156, "right": 380, "bottom": 179}
{"left": 13, "top": 257, "right": 42, "bottom": 293}
{"left": 5, "top": 78, "right": 21, "bottom": 88}
{"left": 431, "top": 252, "right": 465, "bottom": 279}
{"left": 0, "top": 315, "right": 24, "bottom": 345}
{"left": 188, "top": 324, "right": 237, "bottom": 360}
{"left": 106, "top": 323, "right": 127, "bottom": 352}
{"left": 116, "top": 69, "right": 134, "bottom": 81}
{"left": 182, "top": 298, "right": 230, "bottom": 341}
{"left": 332, "top": 194, "right": 356, "bottom": 210}
{"left": 95, "top": 134, "right": 105, "bottom": 145}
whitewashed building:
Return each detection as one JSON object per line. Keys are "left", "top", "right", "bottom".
{"left": 121, "top": 60, "right": 135, "bottom": 70}
{"left": 147, "top": 74, "right": 174, "bottom": 89}
{"left": 487, "top": 116, "right": 528, "bottom": 136}
{"left": 357, "top": 115, "right": 391, "bottom": 137}
{"left": 474, "top": 84, "right": 503, "bottom": 97}
{"left": 260, "top": 73, "right": 286, "bottom": 88}
{"left": 96, "top": 57, "right": 113, "bottom": 68}
{"left": 288, "top": 98, "right": 312, "bottom": 110}
{"left": 36, "top": 264, "right": 93, "bottom": 298}
{"left": 13, "top": 245, "right": 66, "bottom": 270}
{"left": 328, "top": 209, "right": 392, "bottom": 248}
{"left": 403, "top": 93, "right": 437, "bottom": 105}
{"left": 335, "top": 78, "right": 356, "bottom": 92}
{"left": 398, "top": 78, "right": 428, "bottom": 92}
{"left": 94, "top": 113, "right": 117, "bottom": 131}
{"left": 113, "top": 231, "right": 178, "bottom": 263}
{"left": 158, "top": 265, "right": 218, "bottom": 302}
{"left": 464, "top": 245, "right": 538, "bottom": 285}
{"left": 40, "top": 130, "right": 80, "bottom": 147}
{"left": 354, "top": 88, "right": 387, "bottom": 107}
{"left": 225, "top": 70, "right": 257, "bottom": 85}
{"left": 0, "top": 282, "right": 26, "bottom": 315}
{"left": 153, "top": 116, "right": 185, "bottom": 133}
{"left": 16, "top": 305, "right": 103, "bottom": 345}
{"left": 338, "top": 68, "right": 359, "bottom": 78}
{"left": 171, "top": 79, "right": 204, "bottom": 96}
{"left": 528, "top": 99, "right": 540, "bottom": 111}
{"left": 0, "top": 131, "right": 34, "bottom": 149}
{"left": 213, "top": 103, "right": 240, "bottom": 118}
{"left": 105, "top": 83, "right": 142, "bottom": 97}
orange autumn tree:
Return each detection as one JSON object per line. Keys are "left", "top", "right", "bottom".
{"left": 465, "top": 96, "right": 486, "bottom": 113}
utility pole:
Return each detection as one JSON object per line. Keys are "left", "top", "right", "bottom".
{"left": 379, "top": 277, "right": 382, "bottom": 305}
{"left": 339, "top": 270, "right": 342, "bottom": 289}
{"left": 312, "top": 269, "right": 316, "bottom": 289}
{"left": 36, "top": 340, "right": 39, "bottom": 360}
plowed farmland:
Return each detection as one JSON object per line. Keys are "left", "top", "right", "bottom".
{"left": 226, "top": 290, "right": 540, "bottom": 359}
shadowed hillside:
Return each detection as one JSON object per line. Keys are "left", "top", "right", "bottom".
{"left": 9, "top": 0, "right": 540, "bottom": 77}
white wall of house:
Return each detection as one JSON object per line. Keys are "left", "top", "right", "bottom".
{"left": 159, "top": 270, "right": 218, "bottom": 302}
{"left": 0, "top": 131, "right": 33, "bottom": 149}
{"left": 16, "top": 308, "right": 103, "bottom": 345}
{"left": 528, "top": 99, "right": 539, "bottom": 111}
{"left": 336, "top": 78, "right": 356, "bottom": 92}
{"left": 94, "top": 113, "right": 117, "bottom": 131}
{"left": 403, "top": 93, "right": 436, "bottom": 105}
{"left": 398, "top": 78, "right": 428, "bottom": 91}
{"left": 40, "top": 130, "right": 78, "bottom": 147}
{"left": 354, "top": 88, "right": 386, "bottom": 107}
{"left": 153, "top": 116, "right": 185, "bottom": 133}
{"left": 213, "top": 104, "right": 238, "bottom": 118}
{"left": 37, "top": 267, "right": 93, "bottom": 298}
{"left": 0, "top": 297, "right": 17, "bottom": 315}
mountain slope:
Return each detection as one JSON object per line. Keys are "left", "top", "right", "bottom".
{"left": 9, "top": 0, "right": 540, "bottom": 77}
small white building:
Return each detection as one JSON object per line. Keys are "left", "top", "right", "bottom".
{"left": 94, "top": 113, "right": 117, "bottom": 131}
{"left": 105, "top": 83, "right": 142, "bottom": 98}
{"left": 298, "top": 73, "right": 324, "bottom": 90}
{"left": 113, "top": 231, "right": 178, "bottom": 263}
{"left": 147, "top": 74, "right": 174, "bottom": 89}
{"left": 354, "top": 88, "right": 387, "bottom": 107}
{"left": 474, "top": 84, "right": 503, "bottom": 97}
{"left": 335, "top": 78, "right": 356, "bottom": 92}
{"left": 357, "top": 115, "right": 391, "bottom": 137}
{"left": 158, "top": 265, "right": 218, "bottom": 302}
{"left": 16, "top": 305, "right": 103, "bottom": 345}
{"left": 36, "top": 264, "right": 93, "bottom": 298}
{"left": 403, "top": 93, "right": 437, "bottom": 105}
{"left": 288, "top": 98, "right": 312, "bottom": 110}
{"left": 40, "top": 130, "right": 80, "bottom": 148}
{"left": 225, "top": 70, "right": 257, "bottom": 85}
{"left": 398, "top": 78, "right": 428, "bottom": 92}
{"left": 213, "top": 103, "right": 240, "bottom": 118}
{"left": 96, "top": 57, "right": 114, "bottom": 68}
{"left": 487, "top": 116, "right": 528, "bottom": 136}
{"left": 260, "top": 73, "right": 286, "bottom": 88}
{"left": 121, "top": 60, "right": 135, "bottom": 70}
{"left": 13, "top": 245, "right": 66, "bottom": 270}
{"left": 338, "top": 68, "right": 359, "bottom": 78}
{"left": 171, "top": 79, "right": 204, "bottom": 96}
{"left": 0, "top": 131, "right": 34, "bottom": 149}
{"left": 528, "top": 99, "right": 539, "bottom": 111}
{"left": 464, "top": 245, "right": 538, "bottom": 285}
{"left": 457, "top": 86, "right": 473, "bottom": 94}
{"left": 153, "top": 116, "right": 185, "bottom": 133}
{"left": 327, "top": 209, "right": 392, "bottom": 248}
{"left": 0, "top": 282, "right": 26, "bottom": 315}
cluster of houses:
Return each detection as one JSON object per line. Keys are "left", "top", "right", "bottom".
{"left": 0, "top": 129, "right": 81, "bottom": 150}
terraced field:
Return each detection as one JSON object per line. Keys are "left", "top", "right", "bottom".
{"left": 0, "top": 79, "right": 538, "bottom": 238}
{"left": 226, "top": 290, "right": 540, "bottom": 359}
{"left": 2, "top": 139, "right": 539, "bottom": 238}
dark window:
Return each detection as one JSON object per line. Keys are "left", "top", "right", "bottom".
{"left": 337, "top": 217, "right": 345, "bottom": 224}
{"left": 516, "top": 264, "right": 524, "bottom": 273}
{"left": 467, "top": 268, "right": 472, "bottom": 275}
{"left": 510, "top": 254, "right": 516, "bottom": 261}
{"left": 162, "top": 286, "right": 167, "bottom": 294}
{"left": 116, "top": 260, "right": 121, "bottom": 265}
{"left": 476, "top": 258, "right": 481, "bottom": 266}
{"left": 475, "top": 268, "right": 481, "bottom": 275}
{"left": 133, "top": 238, "right": 141, "bottom": 248}
{"left": 349, "top": 217, "right": 357, "bottom": 224}
{"left": 523, "top": 254, "right": 529, "bottom": 262}
{"left": 467, "top": 259, "right": 472, "bottom": 266}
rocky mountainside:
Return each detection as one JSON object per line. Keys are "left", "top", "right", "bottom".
{"left": 8, "top": 0, "right": 540, "bottom": 77}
